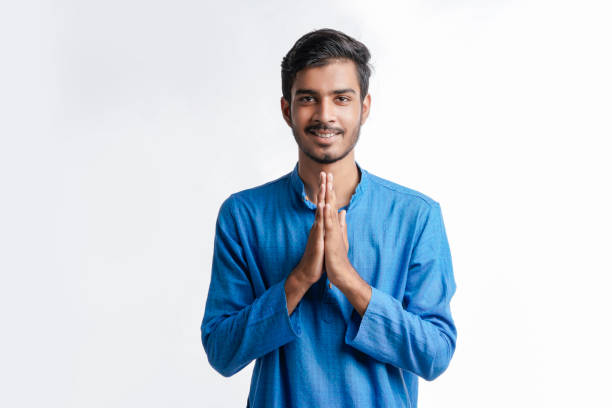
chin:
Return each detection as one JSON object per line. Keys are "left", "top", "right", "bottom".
{"left": 307, "top": 147, "right": 353, "bottom": 165}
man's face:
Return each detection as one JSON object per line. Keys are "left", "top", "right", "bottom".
{"left": 281, "top": 58, "right": 371, "bottom": 164}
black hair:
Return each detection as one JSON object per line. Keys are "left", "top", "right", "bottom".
{"left": 281, "top": 28, "right": 373, "bottom": 104}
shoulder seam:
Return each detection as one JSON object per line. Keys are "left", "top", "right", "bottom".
{"left": 231, "top": 173, "right": 290, "bottom": 198}
{"left": 368, "top": 175, "right": 438, "bottom": 208}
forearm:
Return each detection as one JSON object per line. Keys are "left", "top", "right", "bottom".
{"left": 335, "top": 263, "right": 372, "bottom": 317}
{"left": 202, "top": 275, "right": 304, "bottom": 377}
{"left": 344, "top": 285, "right": 456, "bottom": 381}
{"left": 284, "top": 267, "right": 314, "bottom": 316}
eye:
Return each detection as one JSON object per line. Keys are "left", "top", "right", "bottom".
{"left": 336, "top": 96, "right": 351, "bottom": 103}
{"left": 299, "top": 96, "right": 315, "bottom": 103}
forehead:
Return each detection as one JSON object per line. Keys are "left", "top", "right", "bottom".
{"left": 292, "top": 59, "right": 359, "bottom": 94}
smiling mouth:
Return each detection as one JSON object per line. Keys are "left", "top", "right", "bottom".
{"left": 308, "top": 130, "right": 343, "bottom": 139}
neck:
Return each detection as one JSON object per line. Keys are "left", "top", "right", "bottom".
{"left": 297, "top": 151, "right": 360, "bottom": 209}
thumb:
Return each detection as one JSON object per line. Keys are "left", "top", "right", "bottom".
{"left": 340, "top": 210, "right": 348, "bottom": 251}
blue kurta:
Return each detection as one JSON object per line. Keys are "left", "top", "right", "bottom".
{"left": 201, "top": 161, "right": 457, "bottom": 408}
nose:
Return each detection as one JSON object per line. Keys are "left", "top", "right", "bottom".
{"left": 313, "top": 97, "right": 336, "bottom": 124}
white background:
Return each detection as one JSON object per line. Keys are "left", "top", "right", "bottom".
{"left": 1, "top": 1, "right": 611, "bottom": 407}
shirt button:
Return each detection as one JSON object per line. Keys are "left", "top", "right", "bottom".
{"left": 328, "top": 282, "right": 332, "bottom": 289}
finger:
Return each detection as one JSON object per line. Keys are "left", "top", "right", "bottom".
{"left": 340, "top": 210, "right": 349, "bottom": 250}
{"left": 317, "top": 203, "right": 325, "bottom": 227}
{"left": 314, "top": 202, "right": 320, "bottom": 233}
{"left": 324, "top": 203, "right": 333, "bottom": 229}
{"left": 318, "top": 172, "right": 326, "bottom": 206}
{"left": 317, "top": 202, "right": 325, "bottom": 238}
{"left": 327, "top": 173, "right": 338, "bottom": 220}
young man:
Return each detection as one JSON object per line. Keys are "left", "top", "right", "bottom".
{"left": 201, "top": 28, "right": 457, "bottom": 408}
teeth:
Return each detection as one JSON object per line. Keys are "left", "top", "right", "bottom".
{"left": 313, "top": 132, "right": 337, "bottom": 138}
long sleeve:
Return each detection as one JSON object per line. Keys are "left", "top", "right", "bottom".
{"left": 344, "top": 202, "right": 457, "bottom": 381}
{"left": 201, "top": 195, "right": 303, "bottom": 377}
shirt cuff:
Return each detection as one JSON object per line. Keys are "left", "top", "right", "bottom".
{"left": 271, "top": 274, "right": 303, "bottom": 338}
{"left": 344, "top": 285, "right": 391, "bottom": 349}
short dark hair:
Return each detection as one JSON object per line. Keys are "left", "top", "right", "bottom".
{"left": 281, "top": 28, "right": 373, "bottom": 104}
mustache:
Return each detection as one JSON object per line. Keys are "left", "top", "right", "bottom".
{"left": 306, "top": 124, "right": 344, "bottom": 133}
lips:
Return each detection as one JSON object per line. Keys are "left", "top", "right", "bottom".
{"left": 308, "top": 131, "right": 341, "bottom": 145}
{"left": 308, "top": 129, "right": 343, "bottom": 140}
{"left": 310, "top": 131, "right": 338, "bottom": 137}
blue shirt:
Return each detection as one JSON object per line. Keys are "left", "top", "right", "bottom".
{"left": 201, "top": 161, "right": 457, "bottom": 408}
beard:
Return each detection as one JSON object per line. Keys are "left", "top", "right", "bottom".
{"left": 290, "top": 111, "right": 362, "bottom": 165}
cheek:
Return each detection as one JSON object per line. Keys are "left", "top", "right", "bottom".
{"left": 340, "top": 108, "right": 361, "bottom": 128}
{"left": 292, "top": 110, "right": 311, "bottom": 128}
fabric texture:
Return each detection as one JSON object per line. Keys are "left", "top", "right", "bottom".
{"left": 201, "top": 161, "right": 457, "bottom": 408}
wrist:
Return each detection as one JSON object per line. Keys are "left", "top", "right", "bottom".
{"left": 331, "top": 262, "right": 358, "bottom": 291}
{"left": 290, "top": 266, "right": 316, "bottom": 290}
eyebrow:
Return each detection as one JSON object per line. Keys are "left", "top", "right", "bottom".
{"left": 295, "top": 88, "right": 357, "bottom": 96}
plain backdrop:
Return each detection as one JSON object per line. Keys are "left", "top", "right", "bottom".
{"left": 1, "top": 1, "right": 611, "bottom": 407}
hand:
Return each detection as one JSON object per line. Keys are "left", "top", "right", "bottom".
{"left": 323, "top": 172, "right": 351, "bottom": 286}
{"left": 293, "top": 172, "right": 328, "bottom": 285}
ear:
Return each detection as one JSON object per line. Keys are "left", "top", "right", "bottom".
{"left": 360, "top": 93, "right": 371, "bottom": 125}
{"left": 280, "top": 96, "right": 293, "bottom": 128}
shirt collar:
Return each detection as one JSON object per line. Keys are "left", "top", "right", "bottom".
{"left": 289, "top": 160, "right": 369, "bottom": 211}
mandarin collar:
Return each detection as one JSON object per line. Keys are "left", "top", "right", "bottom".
{"left": 290, "top": 160, "right": 369, "bottom": 211}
